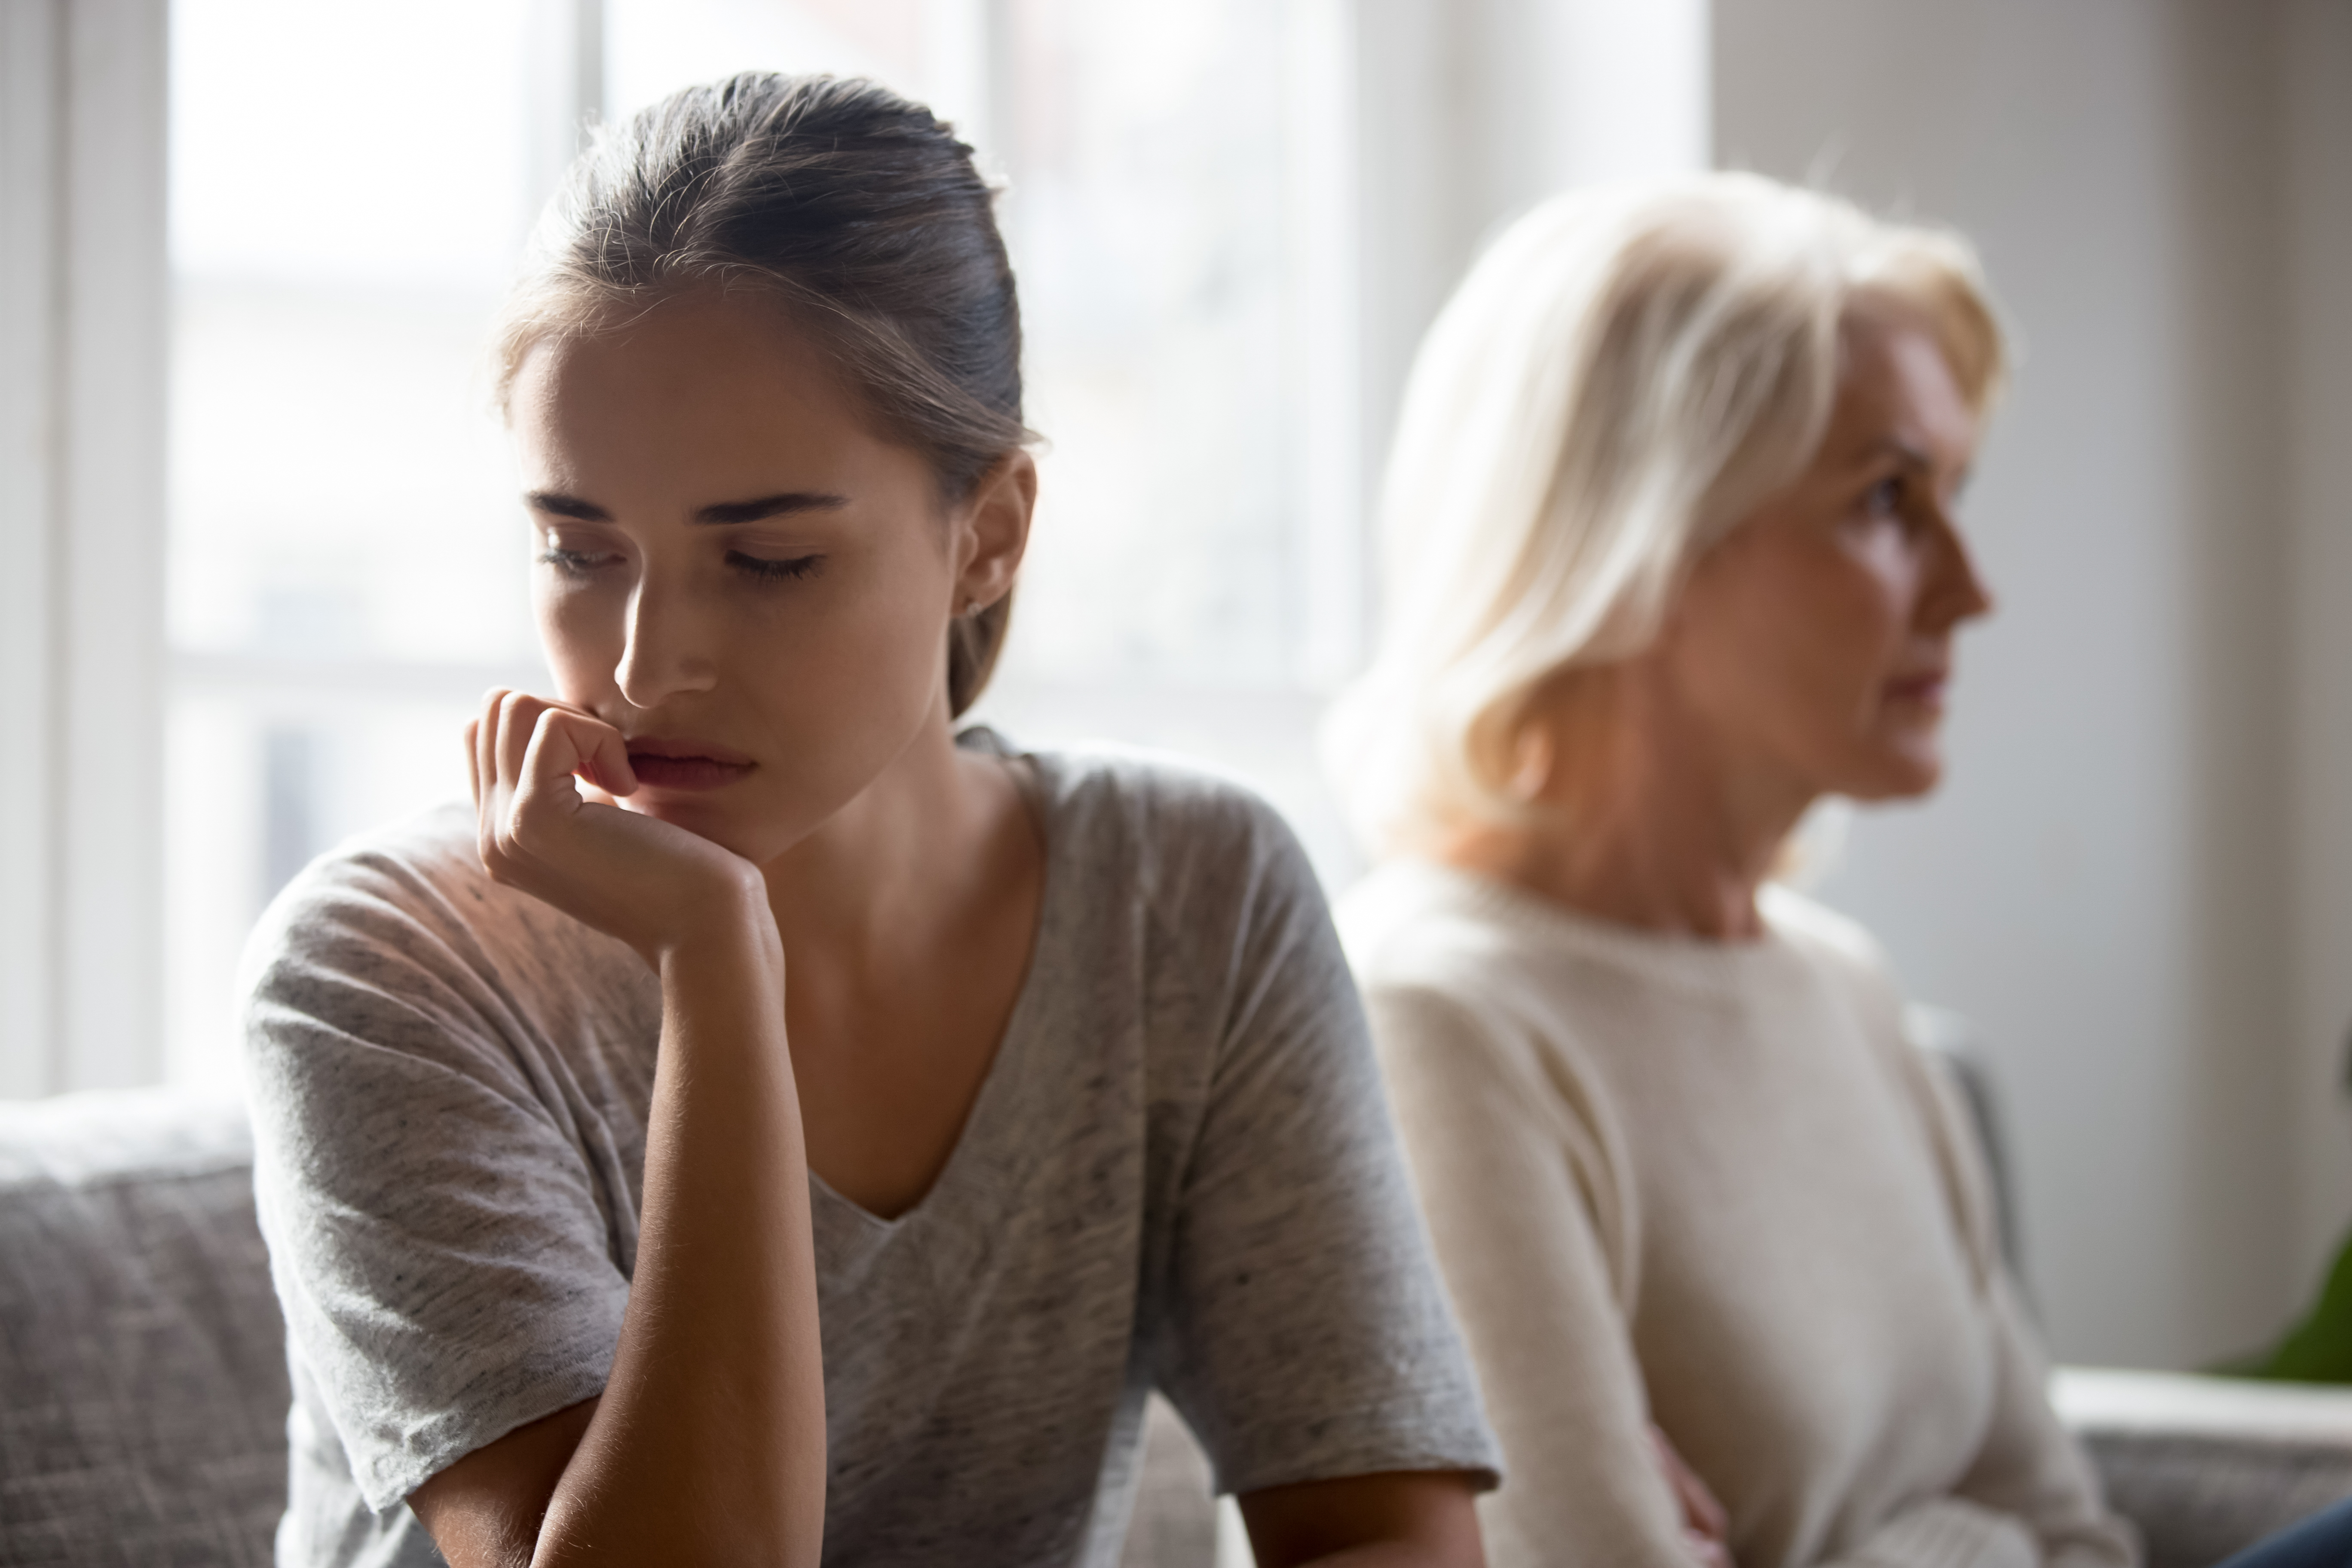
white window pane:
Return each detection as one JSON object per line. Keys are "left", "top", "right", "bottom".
{"left": 998, "top": 0, "right": 1296, "bottom": 686}
{"left": 165, "top": 695, "right": 485, "bottom": 1084}
{"left": 171, "top": 0, "right": 534, "bottom": 289}
{"left": 605, "top": 0, "right": 931, "bottom": 123}
{"left": 170, "top": 288, "right": 530, "bottom": 662}
{"left": 169, "top": 0, "right": 539, "bottom": 662}
{"left": 167, "top": 0, "right": 549, "bottom": 1088}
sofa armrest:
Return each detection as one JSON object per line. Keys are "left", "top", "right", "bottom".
{"left": 2052, "top": 1367, "right": 2352, "bottom": 1568}
{"left": 0, "top": 1087, "right": 287, "bottom": 1568}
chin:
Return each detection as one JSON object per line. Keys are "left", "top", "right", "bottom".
{"left": 1839, "top": 749, "right": 1945, "bottom": 802}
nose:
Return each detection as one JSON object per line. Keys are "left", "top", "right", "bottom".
{"left": 613, "top": 565, "right": 719, "bottom": 709}
{"left": 1924, "top": 514, "right": 1994, "bottom": 631}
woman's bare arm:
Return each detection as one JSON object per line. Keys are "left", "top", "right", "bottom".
{"left": 407, "top": 692, "right": 825, "bottom": 1568}
{"left": 1241, "top": 1471, "right": 1485, "bottom": 1567}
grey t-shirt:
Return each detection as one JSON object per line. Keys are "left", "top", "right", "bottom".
{"left": 245, "top": 735, "right": 1499, "bottom": 1567}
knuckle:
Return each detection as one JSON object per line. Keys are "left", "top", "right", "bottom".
{"left": 502, "top": 797, "right": 553, "bottom": 854}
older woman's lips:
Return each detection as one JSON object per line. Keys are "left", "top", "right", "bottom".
{"left": 1885, "top": 672, "right": 1948, "bottom": 706}
{"left": 625, "top": 738, "right": 756, "bottom": 791}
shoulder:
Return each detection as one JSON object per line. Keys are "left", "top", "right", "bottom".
{"left": 248, "top": 802, "right": 492, "bottom": 937}
{"left": 1018, "top": 738, "right": 1326, "bottom": 924}
{"left": 240, "top": 802, "right": 483, "bottom": 998}
{"left": 243, "top": 802, "right": 612, "bottom": 998}
{"left": 1338, "top": 861, "right": 1639, "bottom": 1057}
{"left": 1338, "top": 870, "right": 1637, "bottom": 1271}
{"left": 238, "top": 802, "right": 643, "bottom": 1090}
{"left": 1759, "top": 882, "right": 1905, "bottom": 998}
{"left": 1758, "top": 886, "right": 1928, "bottom": 1081}
{"left": 1339, "top": 864, "right": 1608, "bottom": 1104}
{"left": 1337, "top": 861, "right": 1519, "bottom": 992}
{"left": 1759, "top": 885, "right": 1977, "bottom": 1166}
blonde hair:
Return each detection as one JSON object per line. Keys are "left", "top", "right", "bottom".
{"left": 1323, "top": 172, "right": 2007, "bottom": 848}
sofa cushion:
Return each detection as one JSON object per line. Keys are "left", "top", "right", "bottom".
{"left": 0, "top": 1088, "right": 287, "bottom": 1568}
{"left": 2055, "top": 1366, "right": 2352, "bottom": 1568}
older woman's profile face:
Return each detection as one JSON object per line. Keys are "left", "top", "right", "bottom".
{"left": 1666, "top": 303, "right": 1992, "bottom": 802}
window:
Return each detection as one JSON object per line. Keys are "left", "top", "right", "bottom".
{"left": 2, "top": 0, "right": 1705, "bottom": 1097}
{"left": 157, "top": 0, "right": 1365, "bottom": 1088}
{"left": 165, "top": 0, "right": 550, "bottom": 1086}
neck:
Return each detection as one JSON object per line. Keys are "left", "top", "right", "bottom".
{"left": 756, "top": 707, "right": 1026, "bottom": 972}
{"left": 1435, "top": 668, "right": 1816, "bottom": 941}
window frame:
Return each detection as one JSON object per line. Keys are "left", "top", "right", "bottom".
{"left": 0, "top": 0, "right": 170, "bottom": 1096}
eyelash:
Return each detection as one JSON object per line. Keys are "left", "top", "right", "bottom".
{"left": 726, "top": 551, "right": 823, "bottom": 582}
{"left": 536, "top": 548, "right": 824, "bottom": 583}
{"left": 539, "top": 547, "right": 611, "bottom": 577}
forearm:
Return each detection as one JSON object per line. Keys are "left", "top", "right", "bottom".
{"left": 1817, "top": 1496, "right": 2035, "bottom": 1568}
{"left": 1242, "top": 1470, "right": 1486, "bottom": 1568}
{"left": 1290, "top": 1544, "right": 1475, "bottom": 1568}
{"left": 536, "top": 916, "right": 825, "bottom": 1566}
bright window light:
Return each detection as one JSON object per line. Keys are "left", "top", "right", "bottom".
{"left": 165, "top": 0, "right": 1361, "bottom": 1091}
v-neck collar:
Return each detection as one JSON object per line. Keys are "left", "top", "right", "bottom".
{"left": 807, "top": 732, "right": 1064, "bottom": 1289}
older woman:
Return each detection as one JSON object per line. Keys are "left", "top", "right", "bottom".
{"left": 1327, "top": 175, "right": 2137, "bottom": 1568}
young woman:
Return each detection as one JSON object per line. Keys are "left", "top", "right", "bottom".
{"left": 1325, "top": 175, "right": 2138, "bottom": 1568}
{"left": 245, "top": 74, "right": 1496, "bottom": 1568}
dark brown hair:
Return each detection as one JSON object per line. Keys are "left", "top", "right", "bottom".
{"left": 496, "top": 72, "right": 1031, "bottom": 716}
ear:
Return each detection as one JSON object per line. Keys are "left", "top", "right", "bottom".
{"left": 950, "top": 450, "right": 1036, "bottom": 614}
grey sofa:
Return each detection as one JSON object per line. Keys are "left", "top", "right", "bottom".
{"left": 2056, "top": 1370, "right": 2352, "bottom": 1568}
{"left": 5, "top": 1086, "right": 2350, "bottom": 1567}
{"left": 0, "top": 1090, "right": 286, "bottom": 1566}
{"left": 0, "top": 1087, "right": 1219, "bottom": 1568}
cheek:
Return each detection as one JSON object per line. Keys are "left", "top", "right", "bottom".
{"left": 1681, "top": 545, "right": 1912, "bottom": 733}
{"left": 1792, "top": 564, "right": 1912, "bottom": 706}
{"left": 533, "top": 581, "right": 625, "bottom": 700}
{"left": 741, "top": 553, "right": 953, "bottom": 732}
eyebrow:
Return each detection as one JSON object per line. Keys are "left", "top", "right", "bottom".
{"left": 1862, "top": 437, "right": 1936, "bottom": 472}
{"left": 523, "top": 490, "right": 851, "bottom": 524}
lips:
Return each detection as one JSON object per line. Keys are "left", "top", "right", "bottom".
{"left": 624, "top": 735, "right": 756, "bottom": 792}
{"left": 1884, "top": 671, "right": 1949, "bottom": 706}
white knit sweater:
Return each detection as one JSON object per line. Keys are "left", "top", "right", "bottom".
{"left": 1341, "top": 861, "right": 2138, "bottom": 1568}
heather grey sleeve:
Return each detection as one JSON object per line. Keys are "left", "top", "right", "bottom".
{"left": 1150, "top": 802, "right": 1502, "bottom": 1498}
{"left": 243, "top": 853, "right": 632, "bottom": 1513}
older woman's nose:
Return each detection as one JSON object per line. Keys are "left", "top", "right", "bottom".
{"left": 1923, "top": 518, "right": 1995, "bottom": 629}
{"left": 614, "top": 569, "right": 719, "bottom": 708}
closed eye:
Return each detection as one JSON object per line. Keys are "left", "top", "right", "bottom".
{"left": 727, "top": 551, "right": 824, "bottom": 583}
{"left": 539, "top": 546, "right": 620, "bottom": 577}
